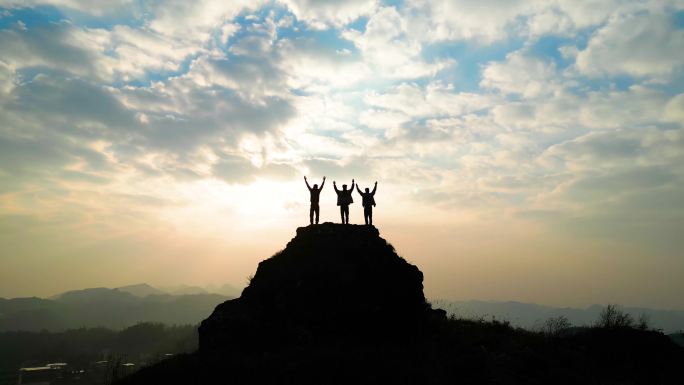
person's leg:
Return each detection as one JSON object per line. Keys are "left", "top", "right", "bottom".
{"left": 309, "top": 204, "right": 314, "bottom": 225}
{"left": 364, "top": 207, "right": 370, "bottom": 225}
{"left": 314, "top": 204, "right": 319, "bottom": 224}
{"left": 340, "top": 206, "right": 345, "bottom": 223}
{"left": 344, "top": 206, "right": 350, "bottom": 224}
{"left": 368, "top": 207, "right": 373, "bottom": 225}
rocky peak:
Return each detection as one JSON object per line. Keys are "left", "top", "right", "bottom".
{"left": 199, "top": 223, "right": 441, "bottom": 351}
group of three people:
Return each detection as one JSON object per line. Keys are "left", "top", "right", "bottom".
{"left": 304, "top": 176, "right": 378, "bottom": 225}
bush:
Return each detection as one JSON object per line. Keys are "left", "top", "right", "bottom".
{"left": 541, "top": 315, "right": 571, "bottom": 337}
{"left": 636, "top": 313, "right": 651, "bottom": 331}
{"left": 595, "top": 305, "right": 634, "bottom": 329}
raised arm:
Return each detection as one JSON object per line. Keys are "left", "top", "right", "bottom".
{"left": 371, "top": 181, "right": 377, "bottom": 195}
{"left": 350, "top": 179, "right": 355, "bottom": 191}
{"left": 356, "top": 184, "right": 362, "bottom": 195}
{"left": 304, "top": 176, "right": 312, "bottom": 191}
{"left": 319, "top": 176, "right": 326, "bottom": 190}
{"left": 333, "top": 181, "right": 339, "bottom": 192}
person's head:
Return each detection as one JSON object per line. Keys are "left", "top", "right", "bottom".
{"left": 342, "top": 184, "right": 347, "bottom": 190}
{"left": 365, "top": 187, "right": 369, "bottom": 193}
{"left": 313, "top": 184, "right": 318, "bottom": 189}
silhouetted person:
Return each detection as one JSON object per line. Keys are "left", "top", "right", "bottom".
{"left": 356, "top": 182, "right": 377, "bottom": 225}
{"left": 333, "top": 179, "right": 354, "bottom": 224}
{"left": 304, "top": 176, "right": 325, "bottom": 225}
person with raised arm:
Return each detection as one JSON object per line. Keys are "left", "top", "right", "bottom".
{"left": 304, "top": 176, "right": 325, "bottom": 225}
{"left": 333, "top": 179, "right": 355, "bottom": 224}
{"left": 356, "top": 181, "right": 377, "bottom": 225}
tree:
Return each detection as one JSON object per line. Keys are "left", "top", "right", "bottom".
{"left": 541, "top": 315, "right": 571, "bottom": 337}
{"left": 595, "top": 305, "right": 634, "bottom": 329}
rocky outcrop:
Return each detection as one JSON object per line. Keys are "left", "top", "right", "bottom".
{"left": 199, "top": 223, "right": 443, "bottom": 351}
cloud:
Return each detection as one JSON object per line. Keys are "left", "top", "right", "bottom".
{"left": 490, "top": 85, "right": 672, "bottom": 133}
{"left": 403, "top": 0, "right": 538, "bottom": 42}
{"left": 279, "top": 0, "right": 377, "bottom": 29}
{"left": 190, "top": 55, "right": 286, "bottom": 99}
{"left": 2, "top": 0, "right": 137, "bottom": 17}
{"left": 7, "top": 74, "right": 136, "bottom": 133}
{"left": 0, "top": 135, "right": 85, "bottom": 181}
{"left": 212, "top": 155, "right": 260, "bottom": 184}
{"left": 664, "top": 93, "right": 684, "bottom": 125}
{"left": 575, "top": 10, "right": 684, "bottom": 79}
{"left": 213, "top": 154, "right": 298, "bottom": 184}
{"left": 481, "top": 51, "right": 560, "bottom": 98}
{"left": 120, "top": 81, "right": 295, "bottom": 153}
{"left": 0, "top": 19, "right": 299, "bottom": 190}
{"left": 542, "top": 127, "right": 684, "bottom": 172}
{"left": 105, "top": 25, "right": 201, "bottom": 79}
{"left": 343, "top": 6, "right": 455, "bottom": 78}
{"left": 558, "top": 166, "right": 675, "bottom": 203}
{"left": 364, "top": 82, "right": 491, "bottom": 119}
{"left": 0, "top": 21, "right": 116, "bottom": 81}
{"left": 304, "top": 157, "right": 372, "bottom": 180}
{"left": 276, "top": 36, "right": 370, "bottom": 92}
{"left": 0, "top": 20, "right": 211, "bottom": 83}
{"left": 147, "top": 0, "right": 263, "bottom": 43}
{"left": 402, "top": 0, "right": 679, "bottom": 44}
{"left": 0, "top": 60, "right": 16, "bottom": 97}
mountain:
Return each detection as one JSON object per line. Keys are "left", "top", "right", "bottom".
{"left": 206, "top": 283, "right": 241, "bottom": 297}
{"left": 433, "top": 300, "right": 684, "bottom": 333}
{"left": 117, "top": 283, "right": 167, "bottom": 297}
{"left": 199, "top": 223, "right": 443, "bottom": 350}
{"left": 160, "top": 285, "right": 210, "bottom": 295}
{"left": 118, "top": 223, "right": 684, "bottom": 385}
{"left": 55, "top": 287, "right": 139, "bottom": 304}
{"left": 0, "top": 288, "right": 232, "bottom": 331}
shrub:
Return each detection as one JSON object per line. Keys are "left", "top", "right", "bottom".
{"left": 541, "top": 315, "right": 571, "bottom": 337}
{"left": 595, "top": 305, "right": 634, "bottom": 329}
{"left": 636, "top": 313, "right": 651, "bottom": 331}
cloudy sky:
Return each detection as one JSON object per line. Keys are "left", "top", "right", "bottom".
{"left": 1, "top": 0, "right": 683, "bottom": 308}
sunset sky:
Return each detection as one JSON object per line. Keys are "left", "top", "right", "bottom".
{"left": 1, "top": 0, "right": 683, "bottom": 309}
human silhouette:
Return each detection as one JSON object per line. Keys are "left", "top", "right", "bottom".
{"left": 333, "top": 179, "right": 355, "bottom": 224}
{"left": 356, "top": 182, "right": 377, "bottom": 225}
{"left": 304, "top": 176, "right": 325, "bottom": 225}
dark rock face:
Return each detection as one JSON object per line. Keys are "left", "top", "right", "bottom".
{"left": 199, "top": 223, "right": 439, "bottom": 351}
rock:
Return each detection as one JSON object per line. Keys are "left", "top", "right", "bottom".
{"left": 199, "top": 223, "right": 441, "bottom": 351}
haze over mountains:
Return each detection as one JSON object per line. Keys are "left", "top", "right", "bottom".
{"left": 1, "top": 283, "right": 683, "bottom": 333}
{"left": 0, "top": 284, "right": 235, "bottom": 332}
{"left": 116, "top": 283, "right": 241, "bottom": 297}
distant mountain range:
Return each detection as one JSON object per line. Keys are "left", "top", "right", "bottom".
{"left": 0, "top": 284, "right": 235, "bottom": 332}
{"left": 117, "top": 283, "right": 167, "bottom": 297}
{"left": 2, "top": 284, "right": 683, "bottom": 333}
{"left": 433, "top": 300, "right": 684, "bottom": 334}
{"left": 118, "top": 283, "right": 241, "bottom": 297}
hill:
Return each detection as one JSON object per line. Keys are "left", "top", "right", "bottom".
{"left": 0, "top": 288, "right": 232, "bottom": 331}
{"left": 117, "top": 283, "right": 167, "bottom": 297}
{"left": 199, "top": 223, "right": 442, "bottom": 350}
{"left": 0, "top": 323, "right": 197, "bottom": 381}
{"left": 118, "top": 223, "right": 684, "bottom": 385}
{"left": 434, "top": 300, "right": 684, "bottom": 333}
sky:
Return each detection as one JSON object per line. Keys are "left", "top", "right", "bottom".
{"left": 0, "top": 0, "right": 683, "bottom": 309}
